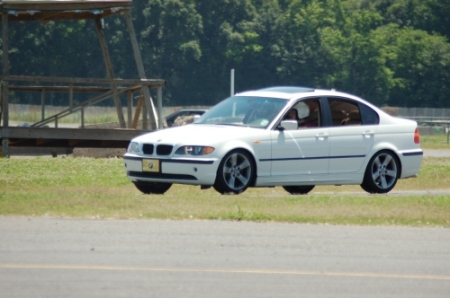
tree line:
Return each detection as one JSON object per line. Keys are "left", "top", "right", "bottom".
{"left": 3, "top": 0, "right": 450, "bottom": 108}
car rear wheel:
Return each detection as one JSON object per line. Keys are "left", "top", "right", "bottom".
{"left": 282, "top": 185, "right": 315, "bottom": 195}
{"left": 360, "top": 150, "right": 399, "bottom": 194}
{"left": 133, "top": 181, "right": 172, "bottom": 194}
{"left": 214, "top": 149, "right": 255, "bottom": 194}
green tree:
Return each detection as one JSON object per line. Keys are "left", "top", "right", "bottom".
{"left": 139, "top": 0, "right": 203, "bottom": 105}
{"left": 221, "top": 0, "right": 284, "bottom": 91}
{"left": 370, "top": 0, "right": 450, "bottom": 39}
{"left": 277, "top": 0, "right": 340, "bottom": 88}
{"left": 388, "top": 28, "right": 450, "bottom": 107}
{"left": 193, "top": 0, "right": 260, "bottom": 104}
{"left": 320, "top": 3, "right": 396, "bottom": 105}
{"left": 2, "top": 0, "right": 450, "bottom": 108}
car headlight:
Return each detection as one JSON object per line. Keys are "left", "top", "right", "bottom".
{"left": 175, "top": 146, "right": 215, "bottom": 156}
{"left": 127, "top": 142, "right": 141, "bottom": 154}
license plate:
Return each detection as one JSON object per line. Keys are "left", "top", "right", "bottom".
{"left": 142, "top": 159, "right": 160, "bottom": 172}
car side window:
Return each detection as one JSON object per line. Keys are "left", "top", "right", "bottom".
{"left": 359, "top": 104, "right": 380, "bottom": 125}
{"left": 327, "top": 98, "right": 361, "bottom": 126}
{"left": 282, "top": 98, "right": 321, "bottom": 130}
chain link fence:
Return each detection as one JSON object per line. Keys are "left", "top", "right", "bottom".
{"left": 382, "top": 107, "right": 450, "bottom": 136}
{"left": 383, "top": 107, "right": 450, "bottom": 120}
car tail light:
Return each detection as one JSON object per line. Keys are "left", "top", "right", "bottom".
{"left": 414, "top": 128, "right": 420, "bottom": 144}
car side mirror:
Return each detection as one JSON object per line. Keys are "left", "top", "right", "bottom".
{"left": 279, "top": 120, "right": 298, "bottom": 131}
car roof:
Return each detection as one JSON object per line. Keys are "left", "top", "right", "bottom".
{"left": 235, "top": 86, "right": 314, "bottom": 99}
{"left": 235, "top": 86, "right": 362, "bottom": 102}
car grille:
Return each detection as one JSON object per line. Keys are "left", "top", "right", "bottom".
{"left": 156, "top": 145, "right": 173, "bottom": 155}
{"left": 142, "top": 144, "right": 154, "bottom": 154}
{"left": 142, "top": 144, "right": 173, "bottom": 156}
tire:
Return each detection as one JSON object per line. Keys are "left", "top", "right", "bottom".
{"left": 133, "top": 181, "right": 172, "bottom": 194}
{"left": 213, "top": 150, "right": 255, "bottom": 194}
{"left": 359, "top": 182, "right": 373, "bottom": 194}
{"left": 282, "top": 185, "right": 315, "bottom": 195}
{"left": 360, "top": 150, "right": 399, "bottom": 194}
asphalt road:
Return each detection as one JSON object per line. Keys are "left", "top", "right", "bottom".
{"left": 423, "top": 149, "right": 450, "bottom": 157}
{"left": 1, "top": 217, "right": 449, "bottom": 298}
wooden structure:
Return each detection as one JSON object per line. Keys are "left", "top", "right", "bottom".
{"left": 1, "top": 0, "right": 166, "bottom": 157}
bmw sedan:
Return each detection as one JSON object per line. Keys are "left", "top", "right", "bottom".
{"left": 123, "top": 86, "right": 423, "bottom": 195}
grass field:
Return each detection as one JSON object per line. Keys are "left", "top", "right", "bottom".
{"left": 2, "top": 106, "right": 449, "bottom": 225}
{"left": 420, "top": 135, "right": 450, "bottom": 149}
{"left": 1, "top": 156, "right": 449, "bottom": 227}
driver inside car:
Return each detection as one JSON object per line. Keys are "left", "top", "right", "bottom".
{"left": 284, "top": 100, "right": 319, "bottom": 129}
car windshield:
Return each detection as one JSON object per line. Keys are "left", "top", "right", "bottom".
{"left": 194, "top": 96, "right": 288, "bottom": 128}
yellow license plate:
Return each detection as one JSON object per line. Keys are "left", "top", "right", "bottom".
{"left": 142, "top": 159, "right": 160, "bottom": 172}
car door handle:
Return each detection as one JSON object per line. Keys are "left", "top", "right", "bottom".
{"left": 363, "top": 130, "right": 375, "bottom": 137}
{"left": 316, "top": 132, "right": 329, "bottom": 140}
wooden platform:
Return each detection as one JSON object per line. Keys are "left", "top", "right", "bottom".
{"left": 1, "top": 127, "right": 148, "bottom": 149}
{"left": 1, "top": 1, "right": 164, "bottom": 157}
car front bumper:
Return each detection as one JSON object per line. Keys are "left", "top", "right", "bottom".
{"left": 123, "top": 155, "right": 219, "bottom": 186}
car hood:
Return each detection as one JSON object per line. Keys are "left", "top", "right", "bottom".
{"left": 132, "top": 124, "right": 267, "bottom": 145}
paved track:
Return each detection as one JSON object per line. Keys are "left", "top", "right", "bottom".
{"left": 1, "top": 217, "right": 449, "bottom": 298}
{"left": 423, "top": 149, "right": 450, "bottom": 157}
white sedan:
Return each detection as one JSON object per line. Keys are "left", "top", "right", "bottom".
{"left": 123, "top": 87, "right": 423, "bottom": 195}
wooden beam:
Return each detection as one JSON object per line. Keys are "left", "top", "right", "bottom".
{"left": 41, "top": 89, "right": 45, "bottom": 120}
{"left": 1, "top": 1, "right": 132, "bottom": 11}
{"left": 3, "top": 75, "right": 166, "bottom": 87}
{"left": 127, "top": 90, "right": 132, "bottom": 128}
{"left": 132, "top": 96, "right": 143, "bottom": 129}
{"left": 0, "top": 1, "right": 133, "bottom": 22}
{"left": 94, "top": 17, "right": 126, "bottom": 128}
{"left": 157, "top": 87, "right": 163, "bottom": 128}
{"left": 10, "top": 85, "right": 113, "bottom": 93}
{"left": 4, "top": 126, "right": 142, "bottom": 148}
{"left": 6, "top": 127, "right": 144, "bottom": 141}
{"left": 124, "top": 10, "right": 159, "bottom": 129}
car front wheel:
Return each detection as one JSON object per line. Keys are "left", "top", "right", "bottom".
{"left": 282, "top": 185, "right": 315, "bottom": 195}
{"left": 133, "top": 181, "right": 172, "bottom": 194}
{"left": 361, "top": 150, "right": 399, "bottom": 194}
{"left": 214, "top": 150, "right": 255, "bottom": 194}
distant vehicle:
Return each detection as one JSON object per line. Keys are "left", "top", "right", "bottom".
{"left": 124, "top": 86, "right": 423, "bottom": 195}
{"left": 165, "top": 109, "right": 208, "bottom": 127}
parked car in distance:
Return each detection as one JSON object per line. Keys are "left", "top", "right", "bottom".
{"left": 124, "top": 86, "right": 423, "bottom": 195}
{"left": 165, "top": 109, "right": 208, "bottom": 127}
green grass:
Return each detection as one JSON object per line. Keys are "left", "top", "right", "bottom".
{"left": 1, "top": 156, "right": 449, "bottom": 227}
{"left": 420, "top": 135, "right": 450, "bottom": 149}
{"left": 8, "top": 105, "right": 120, "bottom": 124}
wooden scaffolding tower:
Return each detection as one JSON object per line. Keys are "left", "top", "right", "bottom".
{"left": 0, "top": 0, "right": 166, "bottom": 157}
